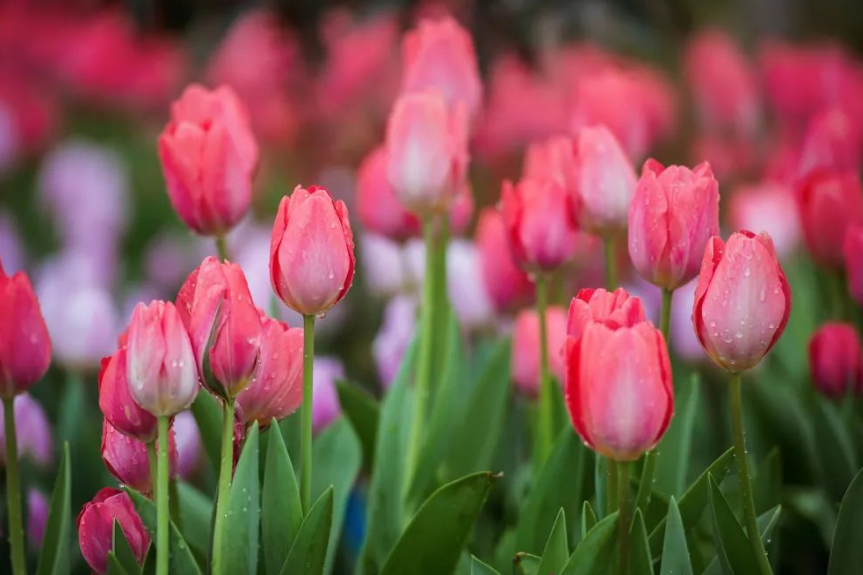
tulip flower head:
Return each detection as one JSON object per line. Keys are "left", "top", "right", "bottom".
{"left": 77, "top": 488, "right": 150, "bottom": 575}
{"left": 101, "top": 420, "right": 177, "bottom": 493}
{"left": 798, "top": 170, "right": 863, "bottom": 268}
{"left": 0, "top": 393, "right": 53, "bottom": 468}
{"left": 476, "top": 208, "right": 534, "bottom": 312}
{"left": 567, "top": 287, "right": 647, "bottom": 345}
{"left": 98, "top": 347, "right": 158, "bottom": 443}
{"left": 512, "top": 306, "right": 567, "bottom": 397}
{"left": 845, "top": 226, "right": 863, "bottom": 306}
{"left": 809, "top": 322, "right": 863, "bottom": 399}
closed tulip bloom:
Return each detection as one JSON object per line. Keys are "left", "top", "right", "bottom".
{"left": 512, "top": 307, "right": 567, "bottom": 397}
{"left": 798, "top": 108, "right": 862, "bottom": 179}
{"left": 177, "top": 257, "right": 261, "bottom": 397}
{"left": 0, "top": 393, "right": 53, "bottom": 468}
{"left": 77, "top": 488, "right": 150, "bottom": 575}
{"left": 845, "top": 226, "right": 863, "bottom": 306}
{"left": 357, "top": 145, "right": 421, "bottom": 240}
{"left": 237, "top": 313, "right": 304, "bottom": 426}
{"left": 809, "top": 322, "right": 863, "bottom": 399}
{"left": 0, "top": 263, "right": 51, "bottom": 398}
{"left": 798, "top": 171, "right": 863, "bottom": 268}
{"left": 476, "top": 208, "right": 534, "bottom": 312}
{"left": 573, "top": 125, "right": 638, "bottom": 235}
{"left": 501, "top": 178, "right": 579, "bottom": 272}
{"left": 98, "top": 347, "right": 158, "bottom": 443}
{"left": 523, "top": 136, "right": 577, "bottom": 195}
{"left": 385, "top": 92, "right": 468, "bottom": 215}
{"left": 628, "top": 159, "right": 720, "bottom": 290}
{"left": 101, "top": 420, "right": 177, "bottom": 493}
{"left": 567, "top": 287, "right": 647, "bottom": 346}
{"left": 565, "top": 320, "right": 673, "bottom": 461}
{"left": 693, "top": 231, "right": 792, "bottom": 372}
{"left": 158, "top": 84, "right": 258, "bottom": 235}
{"left": 126, "top": 301, "right": 199, "bottom": 417}
{"left": 270, "top": 186, "right": 355, "bottom": 316}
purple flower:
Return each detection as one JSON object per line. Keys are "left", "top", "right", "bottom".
{"left": 360, "top": 234, "right": 410, "bottom": 297}
{"left": 27, "top": 489, "right": 49, "bottom": 549}
{"left": 373, "top": 295, "right": 417, "bottom": 389}
{"left": 447, "top": 240, "right": 495, "bottom": 331}
{"left": 172, "top": 411, "right": 202, "bottom": 479}
{"left": 0, "top": 394, "right": 52, "bottom": 468}
{"left": 670, "top": 279, "right": 703, "bottom": 361}
{"left": 0, "top": 212, "right": 25, "bottom": 274}
{"left": 312, "top": 357, "right": 344, "bottom": 433}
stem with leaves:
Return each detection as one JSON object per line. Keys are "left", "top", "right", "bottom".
{"left": 211, "top": 397, "right": 236, "bottom": 573}
{"left": 3, "top": 397, "right": 27, "bottom": 575}
{"left": 617, "top": 461, "right": 631, "bottom": 575}
{"left": 301, "top": 314, "right": 316, "bottom": 514}
{"left": 156, "top": 416, "right": 170, "bottom": 575}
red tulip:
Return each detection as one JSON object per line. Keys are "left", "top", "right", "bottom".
{"left": 798, "top": 108, "right": 862, "bottom": 179}
{"left": 512, "top": 307, "right": 567, "bottom": 397}
{"left": 177, "top": 257, "right": 261, "bottom": 398}
{"left": 158, "top": 84, "right": 258, "bottom": 236}
{"left": 98, "top": 347, "right": 158, "bottom": 443}
{"left": 798, "top": 170, "right": 863, "bottom": 268}
{"left": 77, "top": 488, "right": 149, "bottom": 575}
{"left": 101, "top": 420, "right": 177, "bottom": 493}
{"left": 475, "top": 208, "right": 534, "bottom": 312}
{"left": 845, "top": 226, "right": 863, "bottom": 306}
{"left": 0, "top": 263, "right": 51, "bottom": 398}
{"left": 126, "top": 301, "right": 199, "bottom": 416}
{"left": 693, "top": 231, "right": 792, "bottom": 372}
{"left": 270, "top": 185, "right": 355, "bottom": 316}
{"left": 809, "top": 322, "right": 863, "bottom": 399}
{"left": 567, "top": 287, "right": 647, "bottom": 346}
{"left": 237, "top": 313, "right": 304, "bottom": 426}
{"left": 628, "top": 159, "right": 720, "bottom": 290}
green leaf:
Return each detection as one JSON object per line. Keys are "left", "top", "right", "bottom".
{"left": 581, "top": 501, "right": 598, "bottom": 540}
{"left": 36, "top": 442, "right": 71, "bottom": 575}
{"left": 594, "top": 456, "right": 607, "bottom": 518}
{"left": 559, "top": 512, "right": 619, "bottom": 575}
{"left": 828, "top": 467, "right": 863, "bottom": 575}
{"left": 279, "top": 488, "right": 334, "bottom": 575}
{"left": 471, "top": 556, "right": 502, "bottom": 575}
{"left": 701, "top": 505, "right": 782, "bottom": 575}
{"left": 222, "top": 422, "right": 261, "bottom": 575}
{"left": 630, "top": 510, "right": 652, "bottom": 575}
{"left": 127, "top": 489, "right": 203, "bottom": 575}
{"left": 654, "top": 374, "right": 701, "bottom": 498}
{"left": 106, "top": 553, "right": 131, "bottom": 575}
{"left": 263, "top": 422, "right": 303, "bottom": 575}
{"left": 660, "top": 497, "right": 693, "bottom": 575}
{"left": 379, "top": 472, "right": 498, "bottom": 575}
{"left": 754, "top": 448, "right": 782, "bottom": 515}
{"left": 811, "top": 398, "right": 857, "bottom": 501}
{"left": 536, "top": 509, "right": 569, "bottom": 575}
{"left": 513, "top": 553, "right": 540, "bottom": 575}
{"left": 336, "top": 380, "right": 380, "bottom": 469}
{"left": 190, "top": 392, "right": 223, "bottom": 470}
{"left": 112, "top": 520, "right": 142, "bottom": 575}
{"left": 175, "top": 483, "right": 212, "bottom": 565}
{"left": 313, "top": 418, "right": 362, "bottom": 575}
{"left": 708, "top": 476, "right": 760, "bottom": 575}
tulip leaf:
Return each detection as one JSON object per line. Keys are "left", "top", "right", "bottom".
{"left": 594, "top": 456, "right": 607, "bottom": 518}
{"left": 36, "top": 442, "right": 71, "bottom": 575}
{"left": 513, "top": 553, "right": 540, "bottom": 575}
{"left": 708, "top": 475, "right": 760, "bottom": 575}
{"left": 190, "top": 392, "right": 222, "bottom": 470}
{"left": 106, "top": 553, "right": 131, "bottom": 575}
{"left": 630, "top": 510, "right": 653, "bottom": 575}
{"left": 828, "top": 467, "right": 863, "bottom": 575}
{"left": 559, "top": 511, "right": 619, "bottom": 575}
{"left": 754, "top": 448, "right": 782, "bottom": 515}
{"left": 175, "top": 483, "right": 212, "bottom": 565}
{"left": 654, "top": 374, "right": 701, "bottom": 498}
{"left": 811, "top": 397, "right": 857, "bottom": 501}
{"left": 112, "top": 519, "right": 142, "bottom": 575}
{"left": 471, "top": 556, "right": 501, "bottom": 575}
{"left": 379, "top": 472, "right": 498, "bottom": 575}
{"left": 701, "top": 505, "right": 782, "bottom": 575}
{"left": 581, "top": 501, "right": 598, "bottom": 540}
{"left": 263, "top": 422, "right": 302, "bottom": 575}
{"left": 659, "top": 497, "right": 693, "bottom": 575}
{"left": 279, "top": 488, "right": 334, "bottom": 575}
{"left": 223, "top": 422, "right": 261, "bottom": 575}
{"left": 335, "top": 380, "right": 380, "bottom": 469}
{"left": 536, "top": 509, "right": 569, "bottom": 575}
{"left": 127, "top": 489, "right": 203, "bottom": 575}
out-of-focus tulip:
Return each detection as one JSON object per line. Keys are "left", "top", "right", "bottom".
{"left": 567, "top": 287, "right": 647, "bottom": 346}
{"left": 728, "top": 181, "right": 800, "bottom": 259}
{"left": 270, "top": 186, "right": 355, "bottom": 316}
{"left": 385, "top": 92, "right": 469, "bottom": 215}
{"left": 125, "top": 301, "right": 199, "bottom": 417}
{"left": 237, "top": 313, "right": 303, "bottom": 426}
{"left": 357, "top": 146, "right": 421, "bottom": 240}
{"left": 809, "top": 322, "right": 863, "bottom": 399}
{"left": 670, "top": 280, "right": 704, "bottom": 361}
{"left": 475, "top": 209, "right": 534, "bottom": 312}
{"left": 101, "top": 420, "right": 177, "bottom": 493}
{"left": 177, "top": 257, "right": 261, "bottom": 398}
{"left": 401, "top": 17, "right": 482, "bottom": 120}
{"left": 158, "top": 85, "right": 259, "bottom": 236}
{"left": 798, "top": 108, "right": 862, "bottom": 179}
{"left": 628, "top": 159, "right": 720, "bottom": 290}
{"left": 0, "top": 265, "right": 51, "bottom": 398}
{"left": 572, "top": 125, "right": 638, "bottom": 236}
{"left": 501, "top": 178, "right": 579, "bottom": 272}
{"left": 798, "top": 171, "right": 863, "bottom": 268}
{"left": 77, "top": 488, "right": 149, "bottom": 575}
{"left": 0, "top": 213, "right": 24, "bottom": 274}
{"left": 693, "top": 231, "right": 791, "bottom": 372}
{"left": 512, "top": 307, "right": 567, "bottom": 397}
{"left": 360, "top": 234, "right": 410, "bottom": 296}
{"left": 0, "top": 70, "right": 58, "bottom": 171}
{"left": 0, "top": 394, "right": 52, "bottom": 468}
{"left": 27, "top": 489, "right": 49, "bottom": 549}
{"left": 99, "top": 348, "right": 157, "bottom": 443}
{"left": 845, "top": 226, "right": 863, "bottom": 306}
{"left": 446, "top": 240, "right": 496, "bottom": 330}
{"left": 373, "top": 295, "right": 417, "bottom": 388}
{"left": 312, "top": 357, "right": 344, "bottom": 433}
{"left": 172, "top": 411, "right": 202, "bottom": 479}
{"left": 523, "top": 136, "right": 577, "bottom": 194}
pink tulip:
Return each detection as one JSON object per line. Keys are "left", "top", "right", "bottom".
{"left": 237, "top": 313, "right": 304, "bottom": 426}
{"left": 126, "top": 301, "right": 199, "bottom": 417}
{"left": 693, "top": 231, "right": 792, "bottom": 372}
{"left": 512, "top": 307, "right": 567, "bottom": 397}
{"left": 0, "top": 393, "right": 52, "bottom": 468}
{"left": 797, "top": 171, "right": 863, "bottom": 268}
{"left": 177, "top": 257, "right": 262, "bottom": 398}
{"left": 809, "top": 322, "right": 863, "bottom": 399}
{"left": 501, "top": 177, "right": 579, "bottom": 272}
{"left": 77, "top": 488, "right": 149, "bottom": 575}
{"left": 385, "top": 92, "right": 469, "bottom": 215}
{"left": 99, "top": 348, "right": 158, "bottom": 443}
{"left": 728, "top": 181, "right": 800, "bottom": 259}
{"left": 567, "top": 287, "right": 647, "bottom": 345}
{"left": 270, "top": 186, "right": 355, "bottom": 316}
{"left": 475, "top": 209, "right": 534, "bottom": 312}
{"left": 628, "top": 159, "right": 720, "bottom": 290}
{"left": 798, "top": 108, "right": 862, "bottom": 180}
{"left": 845, "top": 226, "right": 863, "bottom": 306}
{"left": 101, "top": 420, "right": 177, "bottom": 493}
{"left": 27, "top": 489, "right": 49, "bottom": 549}
{"left": 0, "top": 264, "right": 51, "bottom": 398}
{"left": 158, "top": 84, "right": 259, "bottom": 236}
{"left": 523, "top": 136, "right": 577, "bottom": 195}
{"left": 357, "top": 145, "right": 421, "bottom": 240}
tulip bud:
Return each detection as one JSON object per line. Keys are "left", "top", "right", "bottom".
{"left": 693, "top": 231, "right": 792, "bottom": 372}
{"left": 313, "top": 357, "right": 344, "bottom": 433}
{"left": 628, "top": 159, "right": 720, "bottom": 290}
{"left": 501, "top": 178, "right": 580, "bottom": 272}
{"left": 845, "top": 226, "right": 863, "bottom": 306}
{"left": 567, "top": 287, "right": 647, "bottom": 346}
{"left": 126, "top": 301, "right": 199, "bottom": 417}
{"left": 27, "top": 489, "right": 49, "bottom": 549}
{"left": 0, "top": 265, "right": 52, "bottom": 398}
{"left": 158, "top": 84, "right": 258, "bottom": 236}
{"left": 101, "top": 420, "right": 177, "bottom": 493}
{"left": 476, "top": 208, "right": 534, "bottom": 312}
{"left": 269, "top": 186, "right": 355, "bottom": 316}
{"left": 809, "top": 322, "right": 863, "bottom": 399}
{"left": 237, "top": 313, "right": 303, "bottom": 426}
{"left": 177, "top": 257, "right": 262, "bottom": 398}
{"left": 385, "top": 92, "right": 468, "bottom": 215}
{"left": 77, "top": 488, "right": 150, "bottom": 575}
{"left": 99, "top": 348, "right": 158, "bottom": 443}
{"left": 512, "top": 307, "right": 567, "bottom": 397}
{"left": 0, "top": 393, "right": 52, "bottom": 468}
{"left": 798, "top": 170, "right": 863, "bottom": 268}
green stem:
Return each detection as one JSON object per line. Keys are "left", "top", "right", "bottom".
{"left": 617, "top": 461, "right": 631, "bottom": 575}
{"left": 604, "top": 236, "right": 617, "bottom": 291}
{"left": 3, "top": 397, "right": 27, "bottom": 575}
{"left": 156, "top": 416, "right": 170, "bottom": 575}
{"left": 215, "top": 234, "right": 230, "bottom": 262}
{"left": 535, "top": 275, "right": 554, "bottom": 464}
{"left": 660, "top": 289, "right": 673, "bottom": 344}
{"left": 301, "top": 314, "right": 316, "bottom": 515}
{"left": 147, "top": 442, "right": 158, "bottom": 497}
{"left": 729, "top": 373, "right": 774, "bottom": 575}
{"left": 211, "top": 397, "right": 236, "bottom": 573}
{"left": 607, "top": 460, "right": 619, "bottom": 513}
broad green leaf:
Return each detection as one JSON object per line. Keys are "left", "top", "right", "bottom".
{"left": 708, "top": 476, "right": 760, "bottom": 575}
{"left": 222, "top": 423, "right": 260, "bottom": 575}
{"left": 514, "top": 553, "right": 540, "bottom": 575}
{"left": 630, "top": 510, "right": 652, "bottom": 575}
{"left": 106, "top": 553, "right": 131, "bottom": 575}
{"left": 263, "top": 423, "right": 302, "bottom": 575}
{"left": 594, "top": 456, "right": 607, "bottom": 518}
{"left": 127, "top": 489, "right": 203, "bottom": 575}
{"left": 112, "top": 520, "right": 142, "bottom": 575}
{"left": 36, "top": 442, "right": 71, "bottom": 575}
{"left": 754, "top": 448, "right": 782, "bottom": 515}
{"left": 828, "top": 467, "right": 863, "bottom": 575}
{"left": 190, "top": 392, "right": 222, "bottom": 470}
{"left": 559, "top": 512, "right": 619, "bottom": 575}
{"left": 379, "top": 472, "right": 498, "bottom": 575}
{"left": 811, "top": 398, "right": 857, "bottom": 501}
{"left": 336, "top": 380, "right": 380, "bottom": 469}
{"left": 471, "top": 556, "right": 501, "bottom": 575}
{"left": 581, "top": 501, "right": 598, "bottom": 540}
{"left": 175, "top": 483, "right": 212, "bottom": 564}
{"left": 701, "top": 505, "right": 782, "bottom": 575}
{"left": 660, "top": 497, "right": 693, "bottom": 575}
{"left": 654, "top": 375, "right": 701, "bottom": 498}
{"left": 279, "top": 410, "right": 302, "bottom": 470}
{"left": 536, "top": 509, "right": 569, "bottom": 575}
{"left": 279, "top": 488, "right": 334, "bottom": 575}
